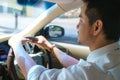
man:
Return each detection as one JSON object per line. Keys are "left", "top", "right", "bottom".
{"left": 9, "top": 0, "right": 120, "bottom": 80}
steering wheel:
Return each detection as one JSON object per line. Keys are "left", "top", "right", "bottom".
{"left": 7, "top": 36, "right": 70, "bottom": 80}
{"left": 7, "top": 42, "right": 52, "bottom": 80}
{"left": 24, "top": 42, "right": 52, "bottom": 68}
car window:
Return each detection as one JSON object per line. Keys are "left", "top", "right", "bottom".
{"left": 0, "top": 0, "right": 50, "bottom": 36}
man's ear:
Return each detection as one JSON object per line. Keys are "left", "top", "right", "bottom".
{"left": 93, "top": 20, "right": 103, "bottom": 36}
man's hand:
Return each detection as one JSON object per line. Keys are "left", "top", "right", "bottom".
{"left": 25, "top": 36, "right": 53, "bottom": 51}
{"left": 8, "top": 35, "right": 23, "bottom": 48}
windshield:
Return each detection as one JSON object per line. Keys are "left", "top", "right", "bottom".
{"left": 0, "top": 0, "right": 49, "bottom": 36}
{"left": 0, "top": 0, "right": 80, "bottom": 40}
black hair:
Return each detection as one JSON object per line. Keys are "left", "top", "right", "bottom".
{"left": 82, "top": 0, "right": 120, "bottom": 41}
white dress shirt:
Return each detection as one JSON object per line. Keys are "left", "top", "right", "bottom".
{"left": 27, "top": 42, "right": 120, "bottom": 80}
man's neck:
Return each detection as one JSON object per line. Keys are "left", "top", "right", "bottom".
{"left": 89, "top": 40, "right": 116, "bottom": 51}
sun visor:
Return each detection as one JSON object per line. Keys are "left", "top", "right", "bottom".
{"left": 44, "top": 0, "right": 83, "bottom": 11}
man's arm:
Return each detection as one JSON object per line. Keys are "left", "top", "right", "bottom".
{"left": 52, "top": 46, "right": 79, "bottom": 67}
{"left": 26, "top": 36, "right": 79, "bottom": 67}
{"left": 9, "top": 36, "right": 36, "bottom": 79}
{"left": 29, "top": 36, "right": 79, "bottom": 67}
{"left": 12, "top": 42, "right": 36, "bottom": 79}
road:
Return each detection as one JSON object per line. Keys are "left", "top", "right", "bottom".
{"left": 0, "top": 13, "right": 36, "bottom": 30}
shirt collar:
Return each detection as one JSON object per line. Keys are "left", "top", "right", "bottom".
{"left": 87, "top": 41, "right": 120, "bottom": 62}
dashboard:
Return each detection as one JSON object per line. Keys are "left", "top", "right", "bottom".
{"left": 0, "top": 41, "right": 10, "bottom": 61}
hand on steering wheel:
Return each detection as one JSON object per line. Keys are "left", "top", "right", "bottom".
{"left": 25, "top": 36, "right": 54, "bottom": 52}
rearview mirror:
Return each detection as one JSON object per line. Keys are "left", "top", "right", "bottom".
{"left": 17, "top": 0, "right": 42, "bottom": 6}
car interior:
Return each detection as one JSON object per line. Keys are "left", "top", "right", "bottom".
{"left": 0, "top": 0, "right": 90, "bottom": 80}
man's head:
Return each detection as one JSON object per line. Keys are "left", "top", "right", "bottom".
{"left": 77, "top": 0, "right": 120, "bottom": 48}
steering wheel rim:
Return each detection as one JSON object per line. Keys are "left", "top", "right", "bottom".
{"left": 24, "top": 42, "right": 52, "bottom": 68}
{"left": 7, "top": 48, "right": 21, "bottom": 80}
{"left": 7, "top": 44, "right": 52, "bottom": 80}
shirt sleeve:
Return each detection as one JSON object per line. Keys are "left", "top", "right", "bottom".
{"left": 27, "top": 65, "right": 47, "bottom": 80}
{"left": 27, "top": 59, "right": 106, "bottom": 80}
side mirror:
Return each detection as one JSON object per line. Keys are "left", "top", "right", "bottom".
{"left": 44, "top": 25, "right": 64, "bottom": 38}
{"left": 17, "top": 0, "right": 42, "bottom": 6}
